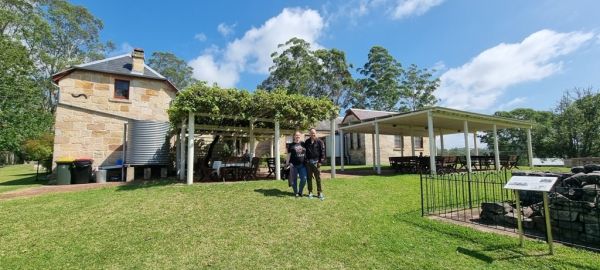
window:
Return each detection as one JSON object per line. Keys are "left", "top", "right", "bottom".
{"left": 394, "top": 135, "right": 404, "bottom": 148}
{"left": 114, "top": 79, "right": 130, "bottom": 99}
{"left": 349, "top": 133, "right": 354, "bottom": 150}
{"left": 414, "top": 137, "right": 424, "bottom": 149}
{"left": 356, "top": 133, "right": 361, "bottom": 149}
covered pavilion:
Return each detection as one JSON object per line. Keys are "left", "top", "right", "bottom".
{"left": 334, "top": 107, "right": 534, "bottom": 175}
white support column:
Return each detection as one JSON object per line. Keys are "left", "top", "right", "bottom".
{"left": 527, "top": 127, "right": 533, "bottom": 168}
{"left": 493, "top": 124, "right": 500, "bottom": 171}
{"left": 463, "top": 120, "right": 472, "bottom": 172}
{"left": 439, "top": 129, "right": 445, "bottom": 156}
{"left": 427, "top": 112, "right": 436, "bottom": 174}
{"left": 176, "top": 126, "right": 181, "bottom": 178}
{"left": 473, "top": 129, "right": 479, "bottom": 156}
{"left": 375, "top": 122, "right": 381, "bottom": 174}
{"left": 275, "top": 121, "right": 281, "bottom": 180}
{"left": 270, "top": 137, "right": 274, "bottom": 158}
{"left": 410, "top": 126, "right": 416, "bottom": 157}
{"left": 186, "top": 112, "right": 195, "bottom": 185}
{"left": 372, "top": 133, "right": 376, "bottom": 170}
{"left": 330, "top": 119, "right": 336, "bottom": 178}
{"left": 340, "top": 129, "right": 344, "bottom": 171}
{"left": 179, "top": 119, "right": 186, "bottom": 181}
{"left": 249, "top": 120, "right": 255, "bottom": 158}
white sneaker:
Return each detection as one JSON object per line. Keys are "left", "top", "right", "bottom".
{"left": 318, "top": 193, "right": 324, "bottom": 200}
{"left": 308, "top": 193, "right": 314, "bottom": 199}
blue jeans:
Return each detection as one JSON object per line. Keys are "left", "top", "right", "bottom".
{"left": 291, "top": 164, "right": 307, "bottom": 195}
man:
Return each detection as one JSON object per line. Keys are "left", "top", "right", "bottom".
{"left": 305, "top": 128, "right": 325, "bottom": 200}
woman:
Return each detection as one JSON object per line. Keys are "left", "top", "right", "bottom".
{"left": 286, "top": 131, "right": 307, "bottom": 197}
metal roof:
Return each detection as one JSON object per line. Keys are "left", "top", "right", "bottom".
{"left": 52, "top": 54, "right": 178, "bottom": 91}
{"left": 338, "top": 106, "right": 534, "bottom": 136}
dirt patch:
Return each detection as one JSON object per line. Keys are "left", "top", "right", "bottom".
{"left": 0, "top": 182, "right": 126, "bottom": 201}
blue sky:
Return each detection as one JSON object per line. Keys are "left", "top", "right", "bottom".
{"left": 74, "top": 0, "right": 600, "bottom": 114}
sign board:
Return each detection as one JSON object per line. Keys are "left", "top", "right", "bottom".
{"left": 504, "top": 176, "right": 558, "bottom": 192}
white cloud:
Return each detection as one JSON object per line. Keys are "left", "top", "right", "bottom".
{"left": 497, "top": 97, "right": 527, "bottom": 111}
{"left": 194, "top": 33, "right": 207, "bottom": 42}
{"left": 109, "top": 42, "right": 134, "bottom": 56}
{"left": 217, "top": 23, "right": 236, "bottom": 37}
{"left": 436, "top": 29, "right": 595, "bottom": 111}
{"left": 390, "top": 0, "right": 444, "bottom": 20}
{"left": 189, "top": 8, "right": 325, "bottom": 87}
{"left": 328, "top": 0, "right": 438, "bottom": 23}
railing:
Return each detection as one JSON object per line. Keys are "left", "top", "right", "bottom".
{"left": 420, "top": 170, "right": 600, "bottom": 251}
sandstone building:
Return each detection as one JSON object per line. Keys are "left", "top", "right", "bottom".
{"left": 51, "top": 48, "right": 178, "bottom": 168}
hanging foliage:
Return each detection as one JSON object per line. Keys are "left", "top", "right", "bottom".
{"left": 168, "top": 82, "right": 338, "bottom": 130}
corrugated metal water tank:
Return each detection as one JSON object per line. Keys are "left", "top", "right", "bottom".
{"left": 126, "top": 120, "right": 170, "bottom": 165}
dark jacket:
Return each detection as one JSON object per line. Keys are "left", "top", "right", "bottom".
{"left": 304, "top": 138, "right": 325, "bottom": 162}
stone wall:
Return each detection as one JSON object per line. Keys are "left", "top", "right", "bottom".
{"left": 565, "top": 157, "right": 600, "bottom": 167}
{"left": 52, "top": 70, "right": 176, "bottom": 168}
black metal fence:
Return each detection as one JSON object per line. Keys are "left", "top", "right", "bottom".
{"left": 420, "top": 170, "right": 600, "bottom": 251}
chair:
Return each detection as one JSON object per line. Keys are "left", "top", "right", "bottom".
{"left": 266, "top": 158, "right": 276, "bottom": 178}
{"left": 241, "top": 157, "right": 260, "bottom": 180}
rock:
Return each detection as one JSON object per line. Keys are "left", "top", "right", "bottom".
{"left": 522, "top": 206, "right": 535, "bottom": 218}
{"left": 481, "top": 202, "right": 511, "bottom": 215}
{"left": 583, "top": 173, "right": 600, "bottom": 185}
{"left": 479, "top": 210, "right": 496, "bottom": 222}
{"left": 584, "top": 223, "right": 599, "bottom": 237}
{"left": 519, "top": 191, "right": 543, "bottom": 206}
{"left": 584, "top": 164, "right": 600, "bottom": 174}
{"left": 581, "top": 214, "right": 600, "bottom": 224}
{"left": 511, "top": 171, "right": 528, "bottom": 176}
{"left": 532, "top": 216, "right": 547, "bottom": 231}
{"left": 549, "top": 209, "right": 579, "bottom": 222}
{"left": 553, "top": 221, "right": 584, "bottom": 232}
{"left": 550, "top": 201, "right": 595, "bottom": 212}
{"left": 571, "top": 166, "right": 585, "bottom": 174}
{"left": 563, "top": 173, "right": 586, "bottom": 188}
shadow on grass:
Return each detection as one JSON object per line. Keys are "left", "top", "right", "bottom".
{"left": 116, "top": 179, "right": 180, "bottom": 191}
{"left": 393, "top": 211, "right": 560, "bottom": 263}
{"left": 254, "top": 188, "right": 295, "bottom": 197}
{"left": 0, "top": 174, "right": 46, "bottom": 186}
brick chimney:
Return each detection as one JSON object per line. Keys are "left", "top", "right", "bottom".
{"left": 131, "top": 48, "right": 145, "bottom": 74}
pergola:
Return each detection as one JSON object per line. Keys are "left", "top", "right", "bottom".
{"left": 335, "top": 107, "right": 534, "bottom": 174}
{"left": 175, "top": 112, "right": 339, "bottom": 184}
{"left": 169, "top": 85, "right": 339, "bottom": 185}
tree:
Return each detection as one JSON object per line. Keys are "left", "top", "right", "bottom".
{"left": 552, "top": 88, "right": 600, "bottom": 158}
{"left": 1, "top": 0, "right": 113, "bottom": 113}
{"left": 478, "top": 108, "right": 556, "bottom": 160}
{"left": 148, "top": 51, "right": 197, "bottom": 89}
{"left": 259, "top": 38, "right": 355, "bottom": 107}
{"left": 354, "top": 46, "right": 403, "bottom": 111}
{"left": 398, "top": 64, "right": 439, "bottom": 112}
{"left": 0, "top": 36, "right": 52, "bottom": 152}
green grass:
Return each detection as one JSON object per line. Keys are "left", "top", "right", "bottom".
{"left": 0, "top": 164, "right": 47, "bottom": 193}
{"left": 0, "top": 165, "right": 598, "bottom": 269}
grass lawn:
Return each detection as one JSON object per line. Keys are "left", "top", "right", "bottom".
{"left": 0, "top": 166, "right": 598, "bottom": 269}
{"left": 0, "top": 164, "right": 47, "bottom": 193}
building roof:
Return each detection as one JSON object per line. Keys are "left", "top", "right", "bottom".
{"left": 342, "top": 108, "right": 398, "bottom": 124}
{"left": 338, "top": 106, "right": 533, "bottom": 136}
{"left": 52, "top": 54, "right": 178, "bottom": 91}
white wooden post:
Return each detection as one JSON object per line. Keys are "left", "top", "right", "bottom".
{"left": 249, "top": 120, "right": 255, "bottom": 158}
{"left": 270, "top": 137, "right": 274, "bottom": 158}
{"left": 340, "top": 129, "right": 344, "bottom": 171}
{"left": 439, "top": 129, "right": 445, "bottom": 156}
{"left": 493, "top": 124, "right": 500, "bottom": 170}
{"left": 176, "top": 126, "right": 181, "bottom": 178}
{"left": 187, "top": 112, "right": 195, "bottom": 185}
{"left": 427, "top": 112, "right": 436, "bottom": 174}
{"left": 463, "top": 120, "right": 472, "bottom": 172}
{"left": 372, "top": 133, "right": 376, "bottom": 170}
{"left": 180, "top": 119, "right": 186, "bottom": 181}
{"left": 275, "top": 121, "right": 281, "bottom": 180}
{"left": 375, "top": 122, "right": 381, "bottom": 175}
{"left": 410, "top": 126, "right": 416, "bottom": 157}
{"left": 330, "top": 119, "right": 336, "bottom": 178}
{"left": 473, "top": 129, "right": 479, "bottom": 156}
{"left": 527, "top": 127, "right": 533, "bottom": 168}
